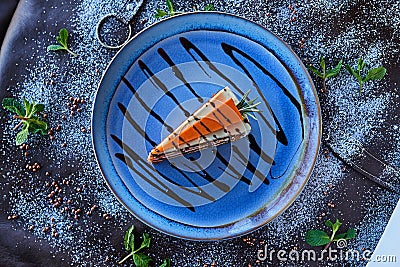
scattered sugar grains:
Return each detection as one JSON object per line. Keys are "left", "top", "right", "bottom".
{"left": 2, "top": 0, "right": 400, "bottom": 266}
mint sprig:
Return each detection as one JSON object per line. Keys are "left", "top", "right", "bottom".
{"left": 2, "top": 98, "right": 48, "bottom": 145}
{"left": 155, "top": 0, "right": 176, "bottom": 18}
{"left": 345, "top": 58, "right": 386, "bottom": 94}
{"left": 305, "top": 219, "right": 356, "bottom": 249}
{"left": 308, "top": 56, "right": 342, "bottom": 93}
{"left": 119, "top": 226, "right": 170, "bottom": 267}
{"left": 160, "top": 259, "right": 171, "bottom": 267}
{"left": 204, "top": 4, "right": 215, "bottom": 11}
{"left": 47, "top": 28, "right": 78, "bottom": 57}
{"left": 155, "top": 0, "right": 215, "bottom": 18}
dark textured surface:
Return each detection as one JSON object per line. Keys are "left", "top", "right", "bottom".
{"left": 0, "top": 0, "right": 19, "bottom": 47}
{"left": 0, "top": 0, "right": 399, "bottom": 266}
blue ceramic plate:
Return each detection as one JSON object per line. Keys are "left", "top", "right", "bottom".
{"left": 92, "top": 12, "right": 321, "bottom": 240}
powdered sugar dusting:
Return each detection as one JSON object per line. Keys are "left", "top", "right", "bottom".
{"left": 1, "top": 0, "right": 399, "bottom": 266}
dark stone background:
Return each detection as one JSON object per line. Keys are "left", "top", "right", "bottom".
{"left": 1, "top": 0, "right": 399, "bottom": 266}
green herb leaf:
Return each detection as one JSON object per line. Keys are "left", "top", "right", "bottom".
{"left": 345, "top": 228, "right": 356, "bottom": 239}
{"left": 23, "top": 99, "right": 33, "bottom": 117}
{"left": 133, "top": 253, "right": 152, "bottom": 267}
{"left": 47, "top": 44, "right": 65, "bottom": 52}
{"left": 357, "top": 58, "right": 366, "bottom": 72}
{"left": 324, "top": 219, "right": 333, "bottom": 228}
{"left": 119, "top": 226, "right": 168, "bottom": 266}
{"left": 155, "top": 0, "right": 216, "bottom": 18}
{"left": 319, "top": 56, "right": 326, "bottom": 72}
{"left": 138, "top": 233, "right": 151, "bottom": 250}
{"left": 160, "top": 258, "right": 171, "bottom": 267}
{"left": 307, "top": 219, "right": 356, "bottom": 248}
{"left": 166, "top": 0, "right": 174, "bottom": 14}
{"left": 308, "top": 57, "right": 343, "bottom": 93}
{"left": 333, "top": 228, "right": 356, "bottom": 241}
{"left": 326, "top": 60, "right": 343, "bottom": 79}
{"left": 124, "top": 225, "right": 135, "bottom": 251}
{"left": 365, "top": 66, "right": 386, "bottom": 81}
{"left": 16, "top": 126, "right": 29, "bottom": 145}
{"left": 29, "top": 103, "right": 45, "bottom": 117}
{"left": 3, "top": 98, "right": 47, "bottom": 145}
{"left": 59, "top": 28, "right": 69, "bottom": 46}
{"left": 27, "top": 117, "right": 48, "bottom": 135}
{"left": 305, "top": 229, "right": 331, "bottom": 246}
{"left": 331, "top": 219, "right": 342, "bottom": 233}
{"left": 346, "top": 59, "right": 387, "bottom": 94}
{"left": 48, "top": 28, "right": 77, "bottom": 57}
{"left": 345, "top": 64, "right": 361, "bottom": 81}
{"left": 333, "top": 232, "right": 347, "bottom": 240}
{"left": 2, "top": 98, "right": 26, "bottom": 116}
{"left": 308, "top": 65, "right": 323, "bottom": 78}
{"left": 204, "top": 4, "right": 215, "bottom": 11}
{"left": 155, "top": 9, "right": 168, "bottom": 18}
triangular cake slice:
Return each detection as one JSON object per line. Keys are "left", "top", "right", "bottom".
{"left": 148, "top": 86, "right": 258, "bottom": 163}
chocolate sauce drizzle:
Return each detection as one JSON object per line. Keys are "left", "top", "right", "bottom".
{"left": 138, "top": 60, "right": 190, "bottom": 117}
{"left": 111, "top": 32, "right": 305, "bottom": 209}
{"left": 157, "top": 48, "right": 204, "bottom": 103}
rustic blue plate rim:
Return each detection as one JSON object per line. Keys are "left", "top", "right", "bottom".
{"left": 92, "top": 11, "right": 321, "bottom": 240}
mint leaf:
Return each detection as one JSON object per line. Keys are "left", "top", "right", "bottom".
{"left": 334, "top": 228, "right": 356, "bottom": 241}
{"left": 124, "top": 225, "right": 135, "bottom": 251}
{"left": 32, "top": 103, "right": 45, "bottom": 114}
{"left": 346, "top": 59, "right": 387, "bottom": 94}
{"left": 47, "top": 44, "right": 65, "bottom": 51}
{"left": 319, "top": 56, "right": 326, "bottom": 72}
{"left": 326, "top": 60, "right": 343, "bottom": 79}
{"left": 204, "top": 4, "right": 215, "bottom": 11}
{"left": 307, "top": 219, "right": 356, "bottom": 248}
{"left": 155, "top": 9, "right": 168, "bottom": 18}
{"left": 331, "top": 219, "right": 342, "bottom": 233}
{"left": 137, "top": 233, "right": 151, "bottom": 250}
{"left": 166, "top": 0, "right": 174, "bottom": 14}
{"left": 308, "top": 65, "right": 323, "bottom": 78}
{"left": 133, "top": 253, "right": 152, "bottom": 267}
{"left": 333, "top": 233, "right": 347, "bottom": 240}
{"left": 325, "top": 220, "right": 333, "bottom": 228}
{"left": 160, "top": 258, "right": 171, "bottom": 267}
{"left": 345, "top": 228, "right": 356, "bottom": 239}
{"left": 308, "top": 57, "right": 343, "bottom": 93}
{"left": 16, "top": 127, "right": 29, "bottom": 145}
{"left": 48, "top": 28, "right": 77, "bottom": 57}
{"left": 59, "top": 28, "right": 68, "bottom": 46}
{"left": 156, "top": 1, "right": 216, "bottom": 18}
{"left": 4, "top": 98, "right": 47, "bottom": 146}
{"left": 305, "top": 230, "right": 331, "bottom": 246}
{"left": 365, "top": 66, "right": 386, "bottom": 81}
{"left": 2, "top": 98, "right": 25, "bottom": 116}
{"left": 23, "top": 99, "right": 33, "bottom": 117}
{"left": 345, "top": 64, "right": 362, "bottom": 81}
{"left": 27, "top": 117, "right": 47, "bottom": 135}
{"left": 118, "top": 226, "right": 161, "bottom": 266}
{"left": 357, "top": 58, "right": 366, "bottom": 72}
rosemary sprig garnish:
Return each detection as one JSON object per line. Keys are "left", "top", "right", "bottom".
{"left": 236, "top": 90, "right": 262, "bottom": 120}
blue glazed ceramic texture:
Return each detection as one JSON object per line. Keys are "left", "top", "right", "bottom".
{"left": 92, "top": 12, "right": 321, "bottom": 240}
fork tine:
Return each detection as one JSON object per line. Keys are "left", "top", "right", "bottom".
{"left": 327, "top": 141, "right": 400, "bottom": 194}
